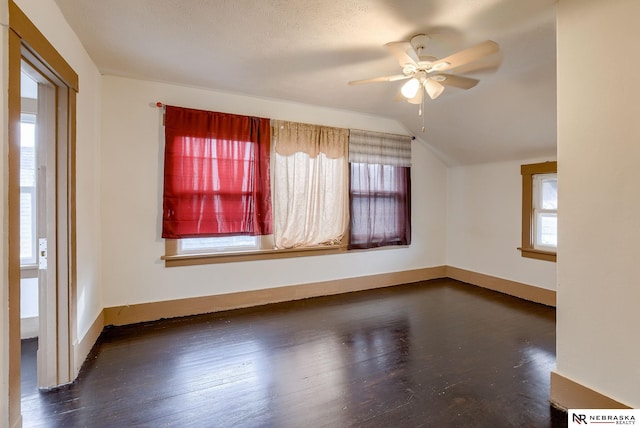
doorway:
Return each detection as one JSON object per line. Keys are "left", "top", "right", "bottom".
{"left": 18, "top": 68, "right": 40, "bottom": 400}
{"left": 19, "top": 69, "right": 39, "bottom": 342}
{"left": 8, "top": 2, "right": 79, "bottom": 425}
{"left": 19, "top": 58, "right": 68, "bottom": 390}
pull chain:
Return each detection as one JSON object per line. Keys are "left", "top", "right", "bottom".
{"left": 421, "top": 91, "right": 426, "bottom": 132}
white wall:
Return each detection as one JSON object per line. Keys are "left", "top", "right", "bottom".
{"left": 447, "top": 159, "right": 557, "bottom": 290}
{"left": 14, "top": 0, "right": 103, "bottom": 346}
{"left": 556, "top": 0, "right": 640, "bottom": 407}
{"left": 100, "top": 76, "right": 447, "bottom": 307}
{"left": 20, "top": 278, "right": 37, "bottom": 319}
{"left": 20, "top": 278, "right": 38, "bottom": 339}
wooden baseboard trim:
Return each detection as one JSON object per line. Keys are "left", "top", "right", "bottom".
{"left": 73, "top": 310, "right": 104, "bottom": 376}
{"left": 445, "top": 266, "right": 556, "bottom": 307}
{"left": 550, "top": 371, "right": 631, "bottom": 410}
{"left": 104, "top": 266, "right": 447, "bottom": 326}
{"left": 103, "top": 266, "right": 556, "bottom": 326}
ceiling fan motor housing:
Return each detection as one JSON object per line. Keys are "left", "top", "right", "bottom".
{"left": 410, "top": 34, "right": 431, "bottom": 54}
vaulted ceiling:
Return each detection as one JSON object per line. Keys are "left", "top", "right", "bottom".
{"left": 54, "top": 0, "right": 557, "bottom": 165}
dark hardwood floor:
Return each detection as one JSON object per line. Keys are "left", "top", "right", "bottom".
{"left": 21, "top": 278, "right": 568, "bottom": 427}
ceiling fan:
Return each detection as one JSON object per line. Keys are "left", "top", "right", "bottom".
{"left": 349, "top": 34, "right": 499, "bottom": 104}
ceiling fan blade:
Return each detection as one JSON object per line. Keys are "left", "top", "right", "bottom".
{"left": 432, "top": 40, "right": 499, "bottom": 72}
{"left": 446, "top": 52, "right": 503, "bottom": 75}
{"left": 438, "top": 74, "right": 479, "bottom": 89}
{"left": 424, "top": 79, "right": 445, "bottom": 100}
{"left": 348, "top": 74, "right": 410, "bottom": 85}
{"left": 384, "top": 41, "right": 420, "bottom": 67}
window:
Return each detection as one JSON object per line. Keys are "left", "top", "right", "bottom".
{"left": 349, "top": 163, "right": 411, "bottom": 249}
{"left": 348, "top": 130, "right": 412, "bottom": 249}
{"left": 162, "top": 106, "right": 273, "bottom": 256}
{"left": 520, "top": 161, "right": 557, "bottom": 262}
{"left": 161, "top": 105, "right": 412, "bottom": 266}
{"left": 272, "top": 120, "right": 349, "bottom": 249}
{"left": 179, "top": 236, "right": 260, "bottom": 254}
{"left": 20, "top": 114, "right": 37, "bottom": 266}
{"left": 533, "top": 173, "right": 557, "bottom": 250}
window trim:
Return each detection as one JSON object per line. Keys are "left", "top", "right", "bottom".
{"left": 163, "top": 239, "right": 347, "bottom": 267}
{"left": 519, "top": 161, "right": 557, "bottom": 262}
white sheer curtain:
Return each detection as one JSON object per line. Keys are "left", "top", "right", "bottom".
{"left": 272, "top": 120, "right": 349, "bottom": 249}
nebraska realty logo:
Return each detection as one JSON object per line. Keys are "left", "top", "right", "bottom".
{"left": 569, "top": 409, "right": 638, "bottom": 426}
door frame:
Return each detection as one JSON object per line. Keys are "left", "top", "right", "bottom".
{"left": 22, "top": 52, "right": 70, "bottom": 389}
{"left": 7, "top": 1, "right": 78, "bottom": 425}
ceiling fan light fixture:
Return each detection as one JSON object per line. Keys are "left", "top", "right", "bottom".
{"left": 401, "top": 78, "right": 421, "bottom": 99}
{"left": 425, "top": 79, "right": 445, "bottom": 99}
{"left": 407, "top": 89, "right": 424, "bottom": 105}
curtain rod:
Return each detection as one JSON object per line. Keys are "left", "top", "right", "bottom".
{"left": 350, "top": 127, "right": 415, "bottom": 141}
{"left": 157, "top": 102, "right": 415, "bottom": 140}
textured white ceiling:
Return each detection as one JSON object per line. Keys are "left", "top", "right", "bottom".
{"left": 54, "top": 0, "right": 557, "bottom": 165}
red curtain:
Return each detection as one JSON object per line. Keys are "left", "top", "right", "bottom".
{"left": 162, "top": 106, "right": 272, "bottom": 239}
{"left": 348, "top": 163, "right": 411, "bottom": 249}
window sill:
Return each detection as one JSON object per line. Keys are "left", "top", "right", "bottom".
{"left": 163, "top": 244, "right": 346, "bottom": 267}
{"left": 518, "top": 247, "right": 556, "bottom": 262}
